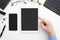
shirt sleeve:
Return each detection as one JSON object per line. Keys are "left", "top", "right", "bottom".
{"left": 48, "top": 36, "right": 57, "bottom": 40}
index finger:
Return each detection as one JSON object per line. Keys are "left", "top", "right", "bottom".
{"left": 38, "top": 17, "right": 48, "bottom": 23}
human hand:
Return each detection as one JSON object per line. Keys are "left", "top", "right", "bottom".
{"left": 39, "top": 17, "right": 55, "bottom": 36}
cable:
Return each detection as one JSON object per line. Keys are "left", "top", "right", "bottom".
{"left": 0, "top": 11, "right": 6, "bottom": 38}
{"left": 11, "top": 0, "right": 41, "bottom": 6}
{"left": 11, "top": 1, "right": 27, "bottom": 6}
{"left": 0, "top": 25, "right": 6, "bottom": 38}
{"left": 31, "top": 0, "right": 33, "bottom": 2}
{"left": 37, "top": 0, "right": 41, "bottom": 5}
{"left": 31, "top": 0, "right": 41, "bottom": 5}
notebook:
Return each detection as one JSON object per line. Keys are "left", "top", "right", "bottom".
{"left": 0, "top": 0, "right": 10, "bottom": 10}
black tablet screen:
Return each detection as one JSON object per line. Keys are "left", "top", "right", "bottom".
{"left": 21, "top": 8, "right": 38, "bottom": 31}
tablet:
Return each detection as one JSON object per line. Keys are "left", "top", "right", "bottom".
{"left": 21, "top": 8, "right": 38, "bottom": 31}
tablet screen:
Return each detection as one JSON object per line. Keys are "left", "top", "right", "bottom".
{"left": 21, "top": 8, "right": 38, "bottom": 31}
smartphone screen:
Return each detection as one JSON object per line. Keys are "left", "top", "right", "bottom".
{"left": 21, "top": 8, "right": 38, "bottom": 31}
{"left": 9, "top": 14, "right": 17, "bottom": 31}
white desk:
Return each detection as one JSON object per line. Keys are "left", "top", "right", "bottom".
{"left": 0, "top": 0, "right": 60, "bottom": 40}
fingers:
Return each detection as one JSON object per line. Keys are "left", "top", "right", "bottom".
{"left": 38, "top": 17, "right": 48, "bottom": 24}
{"left": 39, "top": 17, "right": 47, "bottom": 30}
{"left": 40, "top": 22, "right": 47, "bottom": 30}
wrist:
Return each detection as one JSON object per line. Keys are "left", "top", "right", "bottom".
{"left": 48, "top": 30, "right": 55, "bottom": 36}
{"left": 48, "top": 29, "right": 55, "bottom": 36}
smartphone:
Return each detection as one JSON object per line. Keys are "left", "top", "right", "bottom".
{"left": 9, "top": 14, "right": 17, "bottom": 31}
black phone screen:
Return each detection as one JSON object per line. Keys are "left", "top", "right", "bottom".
{"left": 21, "top": 8, "right": 38, "bottom": 31}
{"left": 9, "top": 14, "right": 17, "bottom": 31}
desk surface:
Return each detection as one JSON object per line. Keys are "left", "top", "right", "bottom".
{"left": 0, "top": 0, "right": 60, "bottom": 40}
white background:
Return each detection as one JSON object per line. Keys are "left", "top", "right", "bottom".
{"left": 0, "top": 0, "right": 60, "bottom": 40}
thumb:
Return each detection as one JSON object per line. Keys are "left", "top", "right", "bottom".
{"left": 40, "top": 22, "right": 47, "bottom": 30}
